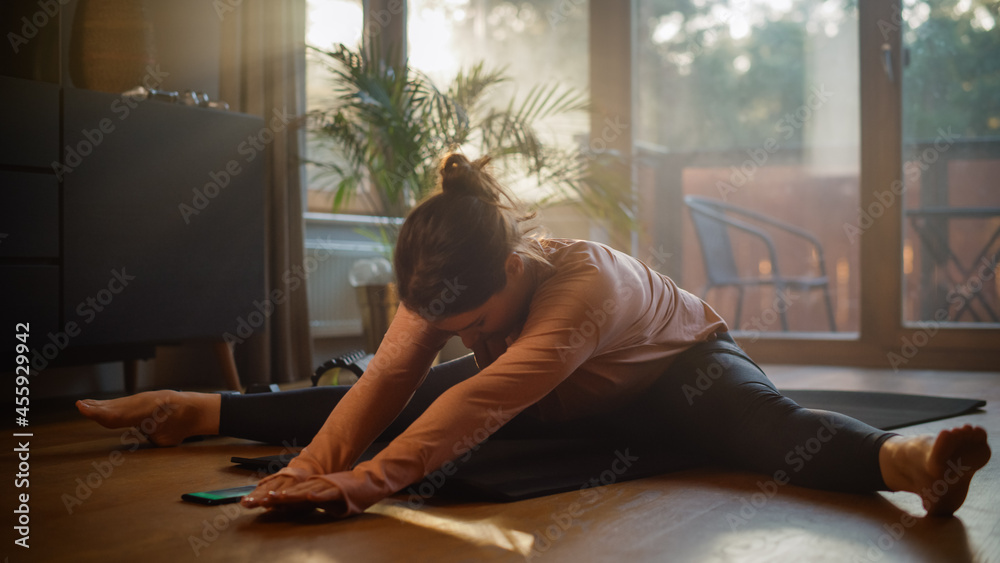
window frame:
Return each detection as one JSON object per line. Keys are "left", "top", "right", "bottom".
{"left": 739, "top": 0, "right": 999, "bottom": 371}
{"left": 328, "top": 0, "right": 999, "bottom": 370}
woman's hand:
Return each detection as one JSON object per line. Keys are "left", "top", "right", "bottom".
{"left": 241, "top": 466, "right": 313, "bottom": 509}
{"left": 243, "top": 473, "right": 350, "bottom": 515}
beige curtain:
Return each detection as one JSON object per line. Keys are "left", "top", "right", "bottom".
{"left": 219, "top": 0, "right": 312, "bottom": 384}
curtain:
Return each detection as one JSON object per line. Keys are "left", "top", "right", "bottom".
{"left": 219, "top": 0, "right": 312, "bottom": 384}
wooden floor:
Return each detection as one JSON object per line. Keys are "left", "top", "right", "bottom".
{"left": 4, "top": 366, "right": 999, "bottom": 563}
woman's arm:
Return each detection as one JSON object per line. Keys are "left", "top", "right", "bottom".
{"left": 252, "top": 270, "right": 625, "bottom": 515}
{"left": 249, "top": 304, "right": 449, "bottom": 490}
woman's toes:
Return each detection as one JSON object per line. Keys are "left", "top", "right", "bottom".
{"left": 921, "top": 425, "right": 991, "bottom": 517}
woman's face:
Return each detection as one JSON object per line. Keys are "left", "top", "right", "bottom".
{"left": 431, "top": 253, "right": 535, "bottom": 359}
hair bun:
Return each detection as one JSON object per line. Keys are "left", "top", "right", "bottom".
{"left": 443, "top": 153, "right": 472, "bottom": 172}
{"left": 437, "top": 153, "right": 502, "bottom": 204}
{"left": 439, "top": 153, "right": 475, "bottom": 195}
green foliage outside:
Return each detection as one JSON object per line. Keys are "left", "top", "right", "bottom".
{"left": 901, "top": 0, "right": 1000, "bottom": 140}
{"left": 306, "top": 42, "right": 635, "bottom": 234}
{"left": 636, "top": 0, "right": 999, "bottom": 149}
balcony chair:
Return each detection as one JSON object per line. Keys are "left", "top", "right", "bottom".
{"left": 683, "top": 195, "right": 837, "bottom": 332}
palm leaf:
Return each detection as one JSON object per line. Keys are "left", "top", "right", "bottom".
{"left": 306, "top": 42, "right": 634, "bottom": 238}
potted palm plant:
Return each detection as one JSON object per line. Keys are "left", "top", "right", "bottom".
{"left": 305, "top": 43, "right": 635, "bottom": 231}
{"left": 306, "top": 43, "right": 634, "bottom": 351}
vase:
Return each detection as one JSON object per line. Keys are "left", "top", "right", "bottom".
{"left": 355, "top": 283, "right": 399, "bottom": 353}
{"left": 70, "top": 0, "right": 157, "bottom": 92}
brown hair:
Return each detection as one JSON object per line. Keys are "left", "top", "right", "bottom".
{"left": 394, "top": 153, "right": 548, "bottom": 320}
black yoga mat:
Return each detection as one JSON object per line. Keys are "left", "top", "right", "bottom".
{"left": 233, "top": 390, "right": 986, "bottom": 503}
{"left": 425, "top": 389, "right": 986, "bottom": 502}
{"left": 781, "top": 389, "right": 985, "bottom": 431}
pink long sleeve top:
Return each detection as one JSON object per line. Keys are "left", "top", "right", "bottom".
{"left": 262, "top": 239, "right": 728, "bottom": 515}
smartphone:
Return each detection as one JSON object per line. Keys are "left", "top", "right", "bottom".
{"left": 181, "top": 485, "right": 257, "bottom": 505}
{"left": 230, "top": 454, "right": 297, "bottom": 473}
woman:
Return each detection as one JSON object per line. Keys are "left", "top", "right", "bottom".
{"left": 78, "top": 153, "right": 990, "bottom": 518}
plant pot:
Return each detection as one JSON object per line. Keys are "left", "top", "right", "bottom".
{"left": 355, "top": 283, "right": 398, "bottom": 353}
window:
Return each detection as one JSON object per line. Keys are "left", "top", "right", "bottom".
{"left": 900, "top": 0, "right": 1000, "bottom": 326}
{"left": 299, "top": 0, "right": 1000, "bottom": 368}
{"left": 637, "top": 0, "right": 861, "bottom": 335}
{"left": 407, "top": 0, "right": 591, "bottom": 217}
{"left": 304, "top": 0, "right": 366, "bottom": 213}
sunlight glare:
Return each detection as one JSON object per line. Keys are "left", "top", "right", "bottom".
{"left": 653, "top": 12, "right": 685, "bottom": 44}
{"left": 729, "top": 16, "right": 751, "bottom": 40}
{"left": 733, "top": 54, "right": 751, "bottom": 73}
{"left": 409, "top": 5, "right": 459, "bottom": 78}
{"left": 972, "top": 6, "right": 996, "bottom": 31}
{"left": 367, "top": 501, "right": 535, "bottom": 556}
{"left": 306, "top": 0, "right": 362, "bottom": 49}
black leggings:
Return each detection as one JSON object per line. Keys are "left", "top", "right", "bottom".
{"left": 219, "top": 334, "right": 895, "bottom": 493}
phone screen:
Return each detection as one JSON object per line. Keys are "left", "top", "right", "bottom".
{"left": 182, "top": 485, "right": 257, "bottom": 505}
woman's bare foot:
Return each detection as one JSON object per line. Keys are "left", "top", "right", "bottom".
{"left": 879, "top": 424, "right": 991, "bottom": 517}
{"left": 76, "top": 390, "right": 221, "bottom": 446}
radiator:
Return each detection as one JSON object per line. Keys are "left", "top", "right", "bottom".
{"left": 304, "top": 238, "right": 391, "bottom": 338}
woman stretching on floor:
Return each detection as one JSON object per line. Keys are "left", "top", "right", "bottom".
{"left": 78, "top": 153, "right": 990, "bottom": 518}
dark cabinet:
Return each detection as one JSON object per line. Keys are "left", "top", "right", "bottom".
{"left": 0, "top": 170, "right": 59, "bottom": 258}
{"left": 0, "top": 82, "right": 265, "bottom": 371}
{"left": 1, "top": 74, "right": 65, "bottom": 365}
{"left": 1, "top": 0, "right": 265, "bottom": 374}
{"left": 61, "top": 88, "right": 265, "bottom": 348}
{"left": 0, "top": 77, "right": 60, "bottom": 168}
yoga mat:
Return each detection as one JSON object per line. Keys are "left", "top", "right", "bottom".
{"left": 782, "top": 389, "right": 986, "bottom": 431}
{"left": 232, "top": 390, "right": 986, "bottom": 503}
{"left": 416, "top": 438, "right": 700, "bottom": 503}
{"left": 427, "top": 390, "right": 986, "bottom": 502}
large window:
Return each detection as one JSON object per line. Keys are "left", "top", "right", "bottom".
{"left": 900, "top": 0, "right": 1000, "bottom": 326}
{"left": 301, "top": 0, "right": 1000, "bottom": 368}
{"left": 637, "top": 0, "right": 861, "bottom": 335}
{"left": 304, "top": 0, "right": 592, "bottom": 225}
{"left": 407, "top": 0, "right": 591, "bottom": 227}
{"left": 304, "top": 0, "right": 366, "bottom": 213}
